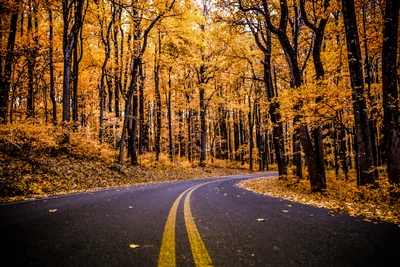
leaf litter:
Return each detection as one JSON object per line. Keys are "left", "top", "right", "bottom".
{"left": 238, "top": 173, "right": 400, "bottom": 225}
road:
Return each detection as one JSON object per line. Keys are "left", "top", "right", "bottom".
{"left": 1, "top": 173, "right": 399, "bottom": 267}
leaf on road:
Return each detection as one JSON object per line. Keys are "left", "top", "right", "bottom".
{"left": 129, "top": 206, "right": 133, "bottom": 209}
{"left": 49, "top": 209, "right": 57, "bottom": 213}
{"left": 129, "top": 244, "right": 140, "bottom": 249}
{"left": 286, "top": 204, "right": 292, "bottom": 207}
{"left": 282, "top": 210, "right": 289, "bottom": 213}
{"left": 256, "top": 218, "right": 265, "bottom": 222}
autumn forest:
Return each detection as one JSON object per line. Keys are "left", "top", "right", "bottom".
{"left": 0, "top": 0, "right": 399, "bottom": 195}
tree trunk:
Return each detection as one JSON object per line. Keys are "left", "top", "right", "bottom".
{"left": 342, "top": 0, "right": 376, "bottom": 185}
{"left": 27, "top": 1, "right": 37, "bottom": 118}
{"left": 48, "top": 6, "right": 57, "bottom": 124}
{"left": 300, "top": 0, "right": 328, "bottom": 186}
{"left": 72, "top": 39, "right": 79, "bottom": 123}
{"left": 382, "top": 0, "right": 400, "bottom": 184}
{"left": 0, "top": 5, "right": 19, "bottom": 123}
{"left": 263, "top": 31, "right": 287, "bottom": 176}
{"left": 62, "top": 0, "right": 84, "bottom": 122}
{"left": 154, "top": 63, "right": 161, "bottom": 162}
{"left": 199, "top": 84, "right": 207, "bottom": 166}
{"left": 167, "top": 67, "right": 174, "bottom": 161}
{"left": 248, "top": 97, "right": 253, "bottom": 171}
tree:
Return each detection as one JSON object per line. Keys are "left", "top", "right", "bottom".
{"left": 341, "top": 0, "right": 376, "bottom": 185}
{"left": 0, "top": 1, "right": 19, "bottom": 123}
{"left": 62, "top": 0, "right": 84, "bottom": 122}
{"left": 47, "top": 1, "right": 57, "bottom": 124}
{"left": 118, "top": 0, "right": 177, "bottom": 165}
{"left": 382, "top": 0, "right": 400, "bottom": 184}
{"left": 238, "top": 0, "right": 326, "bottom": 190}
{"left": 300, "top": 0, "right": 329, "bottom": 186}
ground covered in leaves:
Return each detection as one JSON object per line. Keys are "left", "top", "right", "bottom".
{"left": 0, "top": 124, "right": 248, "bottom": 203}
{"left": 238, "top": 174, "right": 400, "bottom": 225}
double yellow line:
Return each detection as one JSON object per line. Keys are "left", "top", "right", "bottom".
{"left": 158, "top": 181, "right": 215, "bottom": 267}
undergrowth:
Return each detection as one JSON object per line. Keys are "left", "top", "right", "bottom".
{"left": 0, "top": 124, "right": 249, "bottom": 202}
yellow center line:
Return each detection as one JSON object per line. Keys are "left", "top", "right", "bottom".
{"left": 158, "top": 186, "right": 192, "bottom": 267}
{"left": 184, "top": 184, "right": 214, "bottom": 267}
{"left": 158, "top": 181, "right": 215, "bottom": 267}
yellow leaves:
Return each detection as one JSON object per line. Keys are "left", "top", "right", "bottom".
{"left": 49, "top": 209, "right": 57, "bottom": 213}
{"left": 238, "top": 171, "right": 400, "bottom": 226}
{"left": 129, "top": 244, "right": 140, "bottom": 249}
{"left": 256, "top": 218, "right": 265, "bottom": 222}
{"left": 29, "top": 182, "right": 43, "bottom": 195}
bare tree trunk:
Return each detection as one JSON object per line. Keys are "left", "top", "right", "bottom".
{"left": 0, "top": 4, "right": 18, "bottom": 123}
{"left": 27, "top": 0, "right": 37, "bottom": 118}
{"left": 263, "top": 33, "right": 287, "bottom": 177}
{"left": 154, "top": 36, "right": 161, "bottom": 162}
{"left": 382, "top": 0, "right": 400, "bottom": 184}
{"left": 167, "top": 66, "right": 174, "bottom": 161}
{"left": 62, "top": 0, "right": 84, "bottom": 122}
{"left": 300, "top": 0, "right": 328, "bottom": 188}
{"left": 48, "top": 6, "right": 57, "bottom": 124}
{"left": 342, "top": 0, "right": 376, "bottom": 185}
{"left": 199, "top": 80, "right": 207, "bottom": 166}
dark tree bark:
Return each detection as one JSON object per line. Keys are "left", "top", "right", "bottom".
{"left": 112, "top": 4, "right": 122, "bottom": 118}
{"left": 0, "top": 3, "right": 19, "bottom": 123}
{"left": 362, "top": 5, "right": 379, "bottom": 179}
{"left": 199, "top": 75, "right": 207, "bottom": 166}
{"left": 240, "top": 0, "right": 323, "bottom": 188}
{"left": 154, "top": 34, "right": 162, "bottom": 162}
{"left": 62, "top": 0, "right": 84, "bottom": 122}
{"left": 167, "top": 66, "right": 174, "bottom": 161}
{"left": 26, "top": 0, "right": 38, "bottom": 118}
{"left": 98, "top": 3, "right": 113, "bottom": 144}
{"left": 138, "top": 61, "right": 148, "bottom": 154}
{"left": 48, "top": 5, "right": 57, "bottom": 124}
{"left": 130, "top": 63, "right": 140, "bottom": 166}
{"left": 118, "top": 0, "right": 176, "bottom": 165}
{"left": 382, "top": 0, "right": 400, "bottom": 184}
{"left": 241, "top": 11, "right": 288, "bottom": 176}
{"left": 342, "top": 0, "right": 376, "bottom": 185}
{"left": 267, "top": 0, "right": 322, "bottom": 189}
{"left": 300, "top": 0, "right": 328, "bottom": 188}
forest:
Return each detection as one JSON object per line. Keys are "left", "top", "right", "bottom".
{"left": 0, "top": 0, "right": 399, "bottom": 196}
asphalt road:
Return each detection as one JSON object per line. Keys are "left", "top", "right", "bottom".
{"left": 1, "top": 173, "right": 399, "bottom": 267}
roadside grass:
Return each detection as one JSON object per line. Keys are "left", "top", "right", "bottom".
{"left": 0, "top": 124, "right": 249, "bottom": 203}
{"left": 238, "top": 171, "right": 400, "bottom": 225}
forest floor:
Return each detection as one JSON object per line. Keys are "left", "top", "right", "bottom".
{"left": 0, "top": 124, "right": 251, "bottom": 203}
{"left": 238, "top": 173, "right": 400, "bottom": 226}
{"left": 1, "top": 123, "right": 399, "bottom": 226}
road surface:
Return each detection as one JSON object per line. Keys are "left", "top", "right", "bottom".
{"left": 1, "top": 173, "right": 399, "bottom": 266}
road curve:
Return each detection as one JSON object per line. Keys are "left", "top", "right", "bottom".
{"left": 1, "top": 172, "right": 399, "bottom": 267}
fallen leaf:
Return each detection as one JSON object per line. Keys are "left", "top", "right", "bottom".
{"left": 129, "top": 206, "right": 133, "bottom": 209}
{"left": 282, "top": 210, "right": 289, "bottom": 213}
{"left": 49, "top": 209, "right": 57, "bottom": 213}
{"left": 286, "top": 204, "right": 292, "bottom": 207}
{"left": 129, "top": 244, "right": 139, "bottom": 249}
{"left": 256, "top": 218, "right": 265, "bottom": 222}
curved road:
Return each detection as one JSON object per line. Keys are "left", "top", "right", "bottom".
{"left": 1, "top": 173, "right": 399, "bottom": 266}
